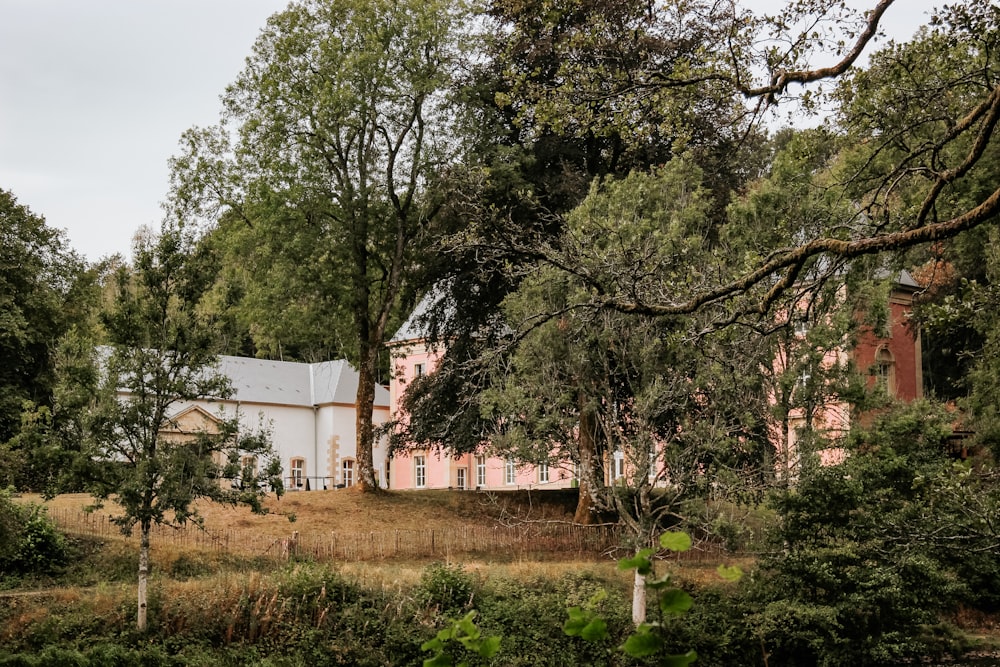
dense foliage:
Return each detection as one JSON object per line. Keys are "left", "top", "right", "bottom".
{"left": 743, "top": 401, "right": 1000, "bottom": 666}
{"left": 3, "top": 0, "right": 1000, "bottom": 662}
{"left": 0, "top": 190, "right": 92, "bottom": 490}
{"left": 0, "top": 489, "right": 67, "bottom": 581}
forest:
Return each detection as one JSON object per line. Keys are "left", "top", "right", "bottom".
{"left": 2, "top": 0, "right": 1000, "bottom": 664}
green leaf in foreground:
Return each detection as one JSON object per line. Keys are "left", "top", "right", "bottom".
{"left": 660, "top": 588, "right": 694, "bottom": 616}
{"left": 716, "top": 563, "right": 743, "bottom": 582}
{"left": 621, "top": 624, "right": 664, "bottom": 657}
{"left": 660, "top": 531, "right": 692, "bottom": 552}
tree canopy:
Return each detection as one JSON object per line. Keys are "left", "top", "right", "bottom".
{"left": 83, "top": 227, "right": 282, "bottom": 630}
{"left": 169, "top": 0, "right": 470, "bottom": 490}
{"left": 0, "top": 189, "right": 92, "bottom": 489}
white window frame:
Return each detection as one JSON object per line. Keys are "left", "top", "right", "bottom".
{"left": 538, "top": 461, "right": 549, "bottom": 484}
{"left": 241, "top": 455, "right": 257, "bottom": 474}
{"left": 875, "top": 347, "right": 896, "bottom": 395}
{"left": 456, "top": 467, "right": 467, "bottom": 490}
{"left": 612, "top": 451, "right": 625, "bottom": 483}
{"left": 476, "top": 455, "right": 486, "bottom": 488}
{"left": 414, "top": 455, "right": 427, "bottom": 489}
{"left": 342, "top": 458, "right": 355, "bottom": 488}
{"left": 290, "top": 458, "right": 306, "bottom": 489}
{"left": 505, "top": 458, "right": 516, "bottom": 486}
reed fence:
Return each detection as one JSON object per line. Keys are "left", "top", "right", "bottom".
{"left": 46, "top": 509, "right": 748, "bottom": 564}
{"left": 46, "top": 508, "right": 626, "bottom": 561}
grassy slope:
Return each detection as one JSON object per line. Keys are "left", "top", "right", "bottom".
{"left": 22, "top": 488, "right": 584, "bottom": 539}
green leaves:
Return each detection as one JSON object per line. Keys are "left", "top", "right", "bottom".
{"left": 618, "top": 547, "right": 656, "bottom": 575}
{"left": 659, "top": 588, "right": 694, "bottom": 616}
{"left": 563, "top": 606, "right": 609, "bottom": 641}
{"left": 621, "top": 624, "right": 663, "bottom": 657}
{"left": 619, "top": 625, "right": 697, "bottom": 664}
{"left": 422, "top": 611, "right": 501, "bottom": 667}
{"left": 660, "top": 530, "right": 692, "bottom": 552}
{"left": 567, "top": 532, "right": 708, "bottom": 661}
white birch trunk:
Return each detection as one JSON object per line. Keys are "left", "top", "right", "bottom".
{"left": 137, "top": 522, "right": 150, "bottom": 631}
{"left": 632, "top": 568, "right": 647, "bottom": 625}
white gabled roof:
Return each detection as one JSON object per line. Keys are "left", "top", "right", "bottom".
{"left": 216, "top": 356, "right": 389, "bottom": 408}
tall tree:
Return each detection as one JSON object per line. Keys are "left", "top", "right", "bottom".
{"left": 394, "top": 0, "right": 765, "bottom": 515}
{"left": 450, "top": 2, "right": 999, "bottom": 328}
{"left": 0, "top": 189, "right": 90, "bottom": 489}
{"left": 480, "top": 164, "right": 772, "bottom": 622}
{"left": 599, "top": 2, "right": 1000, "bottom": 321}
{"left": 82, "top": 227, "right": 281, "bottom": 631}
{"left": 169, "top": 0, "right": 468, "bottom": 491}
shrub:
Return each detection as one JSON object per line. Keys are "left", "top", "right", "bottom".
{"left": 0, "top": 488, "right": 68, "bottom": 579}
{"left": 415, "top": 562, "right": 476, "bottom": 617}
{"left": 745, "top": 401, "right": 993, "bottom": 665}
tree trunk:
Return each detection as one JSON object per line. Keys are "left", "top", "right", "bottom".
{"left": 632, "top": 567, "right": 647, "bottom": 626}
{"left": 574, "top": 399, "right": 601, "bottom": 524}
{"left": 137, "top": 519, "right": 150, "bottom": 631}
{"left": 356, "top": 345, "right": 380, "bottom": 493}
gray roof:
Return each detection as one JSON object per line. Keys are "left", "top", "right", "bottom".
{"left": 216, "top": 356, "right": 389, "bottom": 408}
{"left": 391, "top": 289, "right": 447, "bottom": 343}
{"left": 873, "top": 268, "right": 921, "bottom": 291}
{"left": 896, "top": 269, "right": 920, "bottom": 290}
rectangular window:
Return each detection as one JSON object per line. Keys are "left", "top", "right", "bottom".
{"left": 241, "top": 455, "right": 257, "bottom": 474}
{"left": 793, "top": 318, "right": 809, "bottom": 338}
{"left": 797, "top": 369, "right": 811, "bottom": 389}
{"left": 456, "top": 467, "right": 467, "bottom": 490}
{"left": 538, "top": 461, "right": 549, "bottom": 484}
{"left": 476, "top": 455, "right": 486, "bottom": 488}
{"left": 612, "top": 451, "right": 625, "bottom": 483}
{"left": 505, "top": 458, "right": 516, "bottom": 486}
{"left": 342, "top": 459, "right": 355, "bottom": 487}
{"left": 414, "top": 455, "right": 426, "bottom": 488}
{"left": 290, "top": 458, "right": 305, "bottom": 489}
{"left": 414, "top": 362, "right": 425, "bottom": 377}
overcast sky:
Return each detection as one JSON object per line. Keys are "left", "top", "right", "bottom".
{"left": 0, "top": 0, "right": 288, "bottom": 262}
{"left": 1, "top": 0, "right": 941, "bottom": 264}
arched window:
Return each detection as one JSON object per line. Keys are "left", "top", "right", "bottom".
{"left": 875, "top": 347, "right": 896, "bottom": 396}
{"left": 342, "top": 458, "right": 355, "bottom": 488}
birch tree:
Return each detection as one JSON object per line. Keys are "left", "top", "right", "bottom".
{"left": 84, "top": 227, "right": 281, "bottom": 631}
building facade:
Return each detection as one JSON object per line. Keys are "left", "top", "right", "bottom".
{"left": 388, "top": 275, "right": 924, "bottom": 490}
{"left": 159, "top": 356, "right": 391, "bottom": 491}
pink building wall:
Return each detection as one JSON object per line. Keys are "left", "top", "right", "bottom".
{"left": 387, "top": 334, "right": 578, "bottom": 490}
{"left": 772, "top": 280, "right": 923, "bottom": 473}
{"left": 389, "top": 279, "right": 924, "bottom": 490}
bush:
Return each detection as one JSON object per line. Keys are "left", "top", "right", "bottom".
{"left": 415, "top": 562, "right": 476, "bottom": 617}
{"left": 744, "top": 401, "right": 992, "bottom": 666}
{"left": 0, "top": 488, "right": 68, "bottom": 579}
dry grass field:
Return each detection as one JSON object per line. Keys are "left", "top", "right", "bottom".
{"left": 13, "top": 488, "right": 748, "bottom": 591}
{"left": 20, "top": 487, "right": 582, "bottom": 539}
{"left": 12, "top": 488, "right": 646, "bottom": 591}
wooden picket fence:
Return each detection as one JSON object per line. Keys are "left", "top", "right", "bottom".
{"left": 46, "top": 508, "right": 625, "bottom": 561}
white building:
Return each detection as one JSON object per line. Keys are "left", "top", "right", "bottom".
{"left": 164, "top": 356, "right": 390, "bottom": 491}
